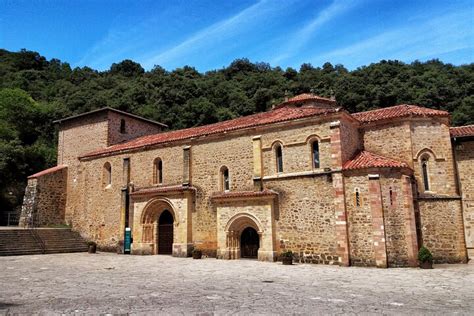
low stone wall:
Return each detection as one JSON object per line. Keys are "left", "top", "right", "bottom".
{"left": 20, "top": 166, "right": 68, "bottom": 227}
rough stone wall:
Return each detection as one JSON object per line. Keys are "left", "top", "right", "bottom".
{"left": 362, "top": 122, "right": 412, "bottom": 166}
{"left": 261, "top": 121, "right": 332, "bottom": 175}
{"left": 20, "top": 168, "right": 68, "bottom": 227}
{"left": 263, "top": 176, "right": 337, "bottom": 264}
{"left": 344, "top": 175, "right": 375, "bottom": 266}
{"left": 380, "top": 174, "right": 410, "bottom": 267}
{"left": 73, "top": 145, "right": 183, "bottom": 250}
{"left": 411, "top": 119, "right": 456, "bottom": 195}
{"left": 58, "top": 114, "right": 109, "bottom": 226}
{"left": 454, "top": 139, "right": 474, "bottom": 257}
{"left": 191, "top": 134, "right": 255, "bottom": 256}
{"left": 339, "top": 117, "right": 361, "bottom": 163}
{"left": 417, "top": 199, "right": 466, "bottom": 263}
{"left": 107, "top": 111, "right": 163, "bottom": 146}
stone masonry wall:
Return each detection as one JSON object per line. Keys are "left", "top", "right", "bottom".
{"left": 344, "top": 175, "right": 375, "bottom": 266}
{"left": 454, "top": 139, "right": 474, "bottom": 258}
{"left": 20, "top": 167, "right": 68, "bottom": 227}
{"left": 266, "top": 176, "right": 338, "bottom": 264}
{"left": 418, "top": 198, "right": 466, "bottom": 263}
{"left": 411, "top": 119, "right": 457, "bottom": 195}
{"left": 380, "top": 174, "right": 410, "bottom": 267}
{"left": 362, "top": 122, "right": 412, "bottom": 166}
{"left": 107, "top": 111, "right": 163, "bottom": 146}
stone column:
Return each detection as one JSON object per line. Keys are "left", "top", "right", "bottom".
{"left": 402, "top": 175, "right": 419, "bottom": 267}
{"left": 368, "top": 174, "right": 388, "bottom": 268}
{"left": 330, "top": 121, "right": 350, "bottom": 266}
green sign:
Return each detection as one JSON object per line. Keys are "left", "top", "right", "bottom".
{"left": 124, "top": 227, "right": 131, "bottom": 254}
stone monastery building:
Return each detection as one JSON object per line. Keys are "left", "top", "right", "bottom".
{"left": 21, "top": 93, "right": 474, "bottom": 267}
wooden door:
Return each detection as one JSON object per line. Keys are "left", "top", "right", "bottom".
{"left": 158, "top": 210, "right": 173, "bottom": 255}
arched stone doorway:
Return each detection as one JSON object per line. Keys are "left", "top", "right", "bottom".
{"left": 224, "top": 213, "right": 263, "bottom": 260}
{"left": 240, "top": 227, "right": 259, "bottom": 258}
{"left": 158, "top": 210, "right": 173, "bottom": 254}
{"left": 140, "top": 199, "right": 177, "bottom": 255}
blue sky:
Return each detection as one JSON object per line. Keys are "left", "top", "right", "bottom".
{"left": 1, "top": 0, "right": 473, "bottom": 71}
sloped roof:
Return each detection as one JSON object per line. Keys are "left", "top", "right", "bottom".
{"left": 80, "top": 102, "right": 341, "bottom": 159}
{"left": 284, "top": 93, "right": 336, "bottom": 105}
{"left": 343, "top": 151, "right": 409, "bottom": 171}
{"left": 210, "top": 189, "right": 278, "bottom": 200}
{"left": 28, "top": 165, "right": 67, "bottom": 179}
{"left": 353, "top": 104, "right": 449, "bottom": 124}
{"left": 450, "top": 125, "right": 474, "bottom": 138}
{"left": 53, "top": 107, "right": 168, "bottom": 128}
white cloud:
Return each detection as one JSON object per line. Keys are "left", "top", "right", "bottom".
{"left": 270, "top": 0, "right": 358, "bottom": 64}
{"left": 309, "top": 10, "right": 474, "bottom": 68}
{"left": 138, "top": 0, "right": 294, "bottom": 69}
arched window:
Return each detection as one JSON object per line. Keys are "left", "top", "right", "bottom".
{"left": 120, "top": 119, "right": 126, "bottom": 134}
{"left": 153, "top": 158, "right": 163, "bottom": 184}
{"left": 275, "top": 144, "right": 283, "bottom": 173}
{"left": 421, "top": 156, "right": 430, "bottom": 191}
{"left": 220, "top": 166, "right": 230, "bottom": 191}
{"left": 103, "top": 162, "right": 112, "bottom": 187}
{"left": 312, "top": 141, "right": 320, "bottom": 169}
{"left": 354, "top": 188, "right": 361, "bottom": 207}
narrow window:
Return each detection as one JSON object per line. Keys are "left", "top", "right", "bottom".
{"left": 275, "top": 144, "right": 283, "bottom": 173}
{"left": 103, "top": 162, "right": 112, "bottom": 187}
{"left": 389, "top": 187, "right": 394, "bottom": 206}
{"left": 120, "top": 119, "right": 126, "bottom": 134}
{"left": 355, "top": 188, "right": 361, "bottom": 207}
{"left": 153, "top": 158, "right": 163, "bottom": 184}
{"left": 312, "top": 141, "right": 320, "bottom": 169}
{"left": 221, "top": 166, "right": 230, "bottom": 191}
{"left": 421, "top": 157, "right": 430, "bottom": 191}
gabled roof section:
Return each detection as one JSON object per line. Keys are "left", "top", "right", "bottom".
{"left": 28, "top": 165, "right": 67, "bottom": 179}
{"left": 274, "top": 93, "right": 336, "bottom": 109}
{"left": 450, "top": 125, "right": 474, "bottom": 138}
{"left": 53, "top": 107, "right": 168, "bottom": 128}
{"left": 80, "top": 104, "right": 341, "bottom": 159}
{"left": 353, "top": 104, "right": 449, "bottom": 124}
{"left": 343, "top": 151, "right": 410, "bottom": 171}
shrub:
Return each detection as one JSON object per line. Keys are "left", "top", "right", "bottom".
{"left": 280, "top": 250, "right": 293, "bottom": 258}
{"left": 418, "top": 246, "right": 433, "bottom": 263}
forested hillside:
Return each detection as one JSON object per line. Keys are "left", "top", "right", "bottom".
{"left": 0, "top": 48, "right": 473, "bottom": 221}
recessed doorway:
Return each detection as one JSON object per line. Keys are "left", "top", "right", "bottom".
{"left": 158, "top": 210, "right": 173, "bottom": 254}
{"left": 240, "top": 227, "right": 259, "bottom": 259}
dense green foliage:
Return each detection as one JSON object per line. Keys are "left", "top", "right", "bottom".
{"left": 0, "top": 48, "right": 472, "bottom": 222}
{"left": 418, "top": 246, "right": 433, "bottom": 263}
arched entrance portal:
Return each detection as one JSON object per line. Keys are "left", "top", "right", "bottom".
{"left": 158, "top": 210, "right": 173, "bottom": 254}
{"left": 240, "top": 227, "right": 259, "bottom": 258}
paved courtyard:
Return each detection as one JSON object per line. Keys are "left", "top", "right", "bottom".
{"left": 0, "top": 253, "right": 473, "bottom": 315}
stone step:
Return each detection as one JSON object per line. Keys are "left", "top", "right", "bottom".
{"left": 0, "top": 228, "right": 88, "bottom": 256}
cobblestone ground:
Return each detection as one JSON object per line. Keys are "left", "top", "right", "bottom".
{"left": 0, "top": 253, "right": 473, "bottom": 315}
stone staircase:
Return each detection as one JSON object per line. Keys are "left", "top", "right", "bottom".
{"left": 0, "top": 228, "right": 88, "bottom": 256}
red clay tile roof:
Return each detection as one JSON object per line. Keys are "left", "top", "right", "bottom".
{"left": 450, "top": 125, "right": 474, "bottom": 138}
{"left": 130, "top": 185, "right": 196, "bottom": 197}
{"left": 28, "top": 165, "right": 67, "bottom": 179}
{"left": 211, "top": 189, "right": 278, "bottom": 201}
{"left": 353, "top": 104, "right": 449, "bottom": 124}
{"left": 284, "top": 93, "right": 336, "bottom": 105}
{"left": 343, "top": 151, "right": 409, "bottom": 171}
{"left": 80, "top": 104, "right": 341, "bottom": 159}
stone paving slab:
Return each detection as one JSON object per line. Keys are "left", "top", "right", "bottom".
{"left": 0, "top": 253, "right": 473, "bottom": 315}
